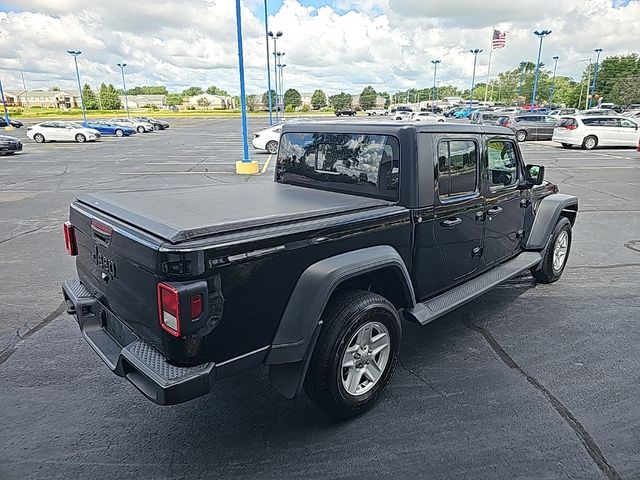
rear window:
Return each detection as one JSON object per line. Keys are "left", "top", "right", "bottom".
{"left": 582, "top": 117, "right": 618, "bottom": 126}
{"left": 276, "top": 133, "right": 399, "bottom": 201}
{"left": 437, "top": 140, "right": 478, "bottom": 199}
{"left": 557, "top": 118, "right": 577, "bottom": 128}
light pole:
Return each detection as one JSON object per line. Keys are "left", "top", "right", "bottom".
{"left": 588, "top": 48, "right": 603, "bottom": 109}
{"left": 549, "top": 55, "right": 559, "bottom": 105}
{"left": 431, "top": 59, "right": 441, "bottom": 112}
{"left": 268, "top": 31, "right": 282, "bottom": 121}
{"left": 280, "top": 64, "right": 286, "bottom": 113}
{"left": 67, "top": 50, "right": 86, "bottom": 121}
{"left": 264, "top": 1, "right": 273, "bottom": 125}
{"left": 117, "top": 63, "right": 130, "bottom": 117}
{"left": 517, "top": 61, "right": 526, "bottom": 102}
{"left": 234, "top": 0, "right": 258, "bottom": 174}
{"left": 0, "top": 78, "right": 11, "bottom": 129}
{"left": 276, "top": 52, "right": 285, "bottom": 114}
{"left": 530, "top": 29, "right": 552, "bottom": 111}
{"left": 469, "top": 49, "right": 483, "bottom": 109}
{"left": 578, "top": 58, "right": 591, "bottom": 109}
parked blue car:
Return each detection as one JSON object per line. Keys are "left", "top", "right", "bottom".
{"left": 453, "top": 108, "right": 477, "bottom": 119}
{"left": 82, "top": 120, "right": 136, "bottom": 137}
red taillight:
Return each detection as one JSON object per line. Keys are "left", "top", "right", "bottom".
{"left": 190, "top": 294, "right": 203, "bottom": 319}
{"left": 63, "top": 221, "right": 78, "bottom": 256}
{"left": 566, "top": 124, "right": 577, "bottom": 130}
{"left": 158, "top": 283, "right": 181, "bottom": 336}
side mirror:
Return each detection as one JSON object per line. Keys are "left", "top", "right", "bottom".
{"left": 525, "top": 164, "right": 545, "bottom": 186}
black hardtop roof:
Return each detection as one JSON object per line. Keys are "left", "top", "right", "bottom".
{"left": 281, "top": 120, "right": 512, "bottom": 136}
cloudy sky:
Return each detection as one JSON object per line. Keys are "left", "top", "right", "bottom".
{"left": 0, "top": 0, "right": 638, "bottom": 95}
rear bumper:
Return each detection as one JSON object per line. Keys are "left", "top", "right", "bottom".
{"left": 62, "top": 278, "right": 215, "bottom": 405}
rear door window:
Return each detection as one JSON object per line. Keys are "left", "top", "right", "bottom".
{"left": 437, "top": 140, "right": 478, "bottom": 199}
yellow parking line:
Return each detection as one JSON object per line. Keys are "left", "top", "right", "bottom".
{"left": 261, "top": 154, "right": 272, "bottom": 174}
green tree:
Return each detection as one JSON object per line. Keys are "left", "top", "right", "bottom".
{"left": 591, "top": 54, "right": 640, "bottom": 103}
{"left": 127, "top": 86, "right": 168, "bottom": 95}
{"left": 311, "top": 89, "right": 327, "bottom": 109}
{"left": 329, "top": 92, "right": 352, "bottom": 110}
{"left": 182, "top": 86, "right": 203, "bottom": 97}
{"left": 612, "top": 75, "right": 640, "bottom": 104}
{"left": 99, "top": 83, "right": 121, "bottom": 110}
{"left": 81, "top": 83, "right": 99, "bottom": 110}
{"left": 166, "top": 93, "right": 183, "bottom": 107}
{"left": 206, "top": 85, "right": 228, "bottom": 96}
{"left": 284, "top": 88, "right": 302, "bottom": 109}
{"left": 359, "top": 85, "right": 377, "bottom": 110}
{"left": 379, "top": 91, "right": 390, "bottom": 108}
{"left": 262, "top": 89, "right": 276, "bottom": 108}
{"left": 246, "top": 94, "right": 258, "bottom": 112}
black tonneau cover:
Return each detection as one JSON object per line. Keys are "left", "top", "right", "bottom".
{"left": 78, "top": 182, "right": 393, "bottom": 243}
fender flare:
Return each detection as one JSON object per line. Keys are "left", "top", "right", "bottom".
{"left": 266, "top": 245, "right": 415, "bottom": 398}
{"left": 525, "top": 193, "right": 578, "bottom": 250}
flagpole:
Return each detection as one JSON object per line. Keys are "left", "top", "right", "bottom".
{"left": 484, "top": 26, "right": 493, "bottom": 103}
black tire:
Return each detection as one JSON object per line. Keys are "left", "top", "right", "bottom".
{"left": 75, "top": 133, "right": 86, "bottom": 143}
{"left": 515, "top": 130, "right": 527, "bottom": 142}
{"left": 265, "top": 140, "right": 278, "bottom": 155}
{"left": 137, "top": 126, "right": 145, "bottom": 133}
{"left": 531, "top": 217, "right": 572, "bottom": 284}
{"left": 561, "top": 143, "right": 572, "bottom": 149}
{"left": 33, "top": 133, "right": 45, "bottom": 143}
{"left": 304, "top": 290, "right": 401, "bottom": 418}
{"left": 582, "top": 135, "right": 598, "bottom": 150}
{"left": 336, "top": 113, "right": 341, "bottom": 117}
{"left": 115, "top": 129, "right": 124, "bottom": 137}
{"left": 153, "top": 124, "right": 160, "bottom": 131}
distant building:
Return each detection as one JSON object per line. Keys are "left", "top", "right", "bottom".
{"left": 300, "top": 92, "right": 315, "bottom": 108}
{"left": 5, "top": 89, "right": 81, "bottom": 109}
{"left": 119, "top": 94, "right": 166, "bottom": 109}
{"left": 185, "top": 94, "right": 235, "bottom": 110}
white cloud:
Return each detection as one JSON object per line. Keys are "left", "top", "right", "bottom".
{"left": 0, "top": 0, "right": 638, "bottom": 95}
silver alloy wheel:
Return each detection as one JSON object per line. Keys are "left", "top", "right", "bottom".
{"left": 266, "top": 141, "right": 278, "bottom": 154}
{"left": 340, "top": 321, "right": 390, "bottom": 396}
{"left": 584, "top": 136, "right": 596, "bottom": 149}
{"left": 516, "top": 131, "right": 527, "bottom": 142}
{"left": 552, "top": 230, "right": 569, "bottom": 272}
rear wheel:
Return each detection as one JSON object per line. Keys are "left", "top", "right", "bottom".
{"left": 515, "top": 130, "right": 527, "bottom": 142}
{"left": 304, "top": 290, "right": 401, "bottom": 418}
{"left": 137, "top": 126, "right": 145, "bottom": 133}
{"left": 33, "top": 133, "right": 45, "bottom": 143}
{"left": 561, "top": 143, "right": 572, "bottom": 149}
{"left": 531, "top": 217, "right": 572, "bottom": 284}
{"left": 115, "top": 129, "right": 124, "bottom": 137}
{"left": 265, "top": 140, "right": 279, "bottom": 154}
{"left": 75, "top": 133, "right": 86, "bottom": 143}
{"left": 582, "top": 135, "right": 598, "bottom": 150}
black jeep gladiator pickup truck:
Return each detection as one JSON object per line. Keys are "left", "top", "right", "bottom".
{"left": 62, "top": 122, "right": 577, "bottom": 418}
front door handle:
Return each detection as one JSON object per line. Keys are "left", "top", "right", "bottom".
{"left": 440, "top": 217, "right": 462, "bottom": 228}
{"left": 488, "top": 206, "right": 503, "bottom": 216}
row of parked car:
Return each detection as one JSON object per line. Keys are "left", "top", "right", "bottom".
{"left": 23, "top": 117, "right": 170, "bottom": 144}
{"left": 470, "top": 109, "right": 640, "bottom": 149}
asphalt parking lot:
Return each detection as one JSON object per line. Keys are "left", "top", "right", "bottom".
{"left": 1, "top": 117, "right": 639, "bottom": 480}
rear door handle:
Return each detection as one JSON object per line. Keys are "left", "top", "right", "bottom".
{"left": 440, "top": 217, "right": 462, "bottom": 228}
{"left": 488, "top": 206, "right": 503, "bottom": 216}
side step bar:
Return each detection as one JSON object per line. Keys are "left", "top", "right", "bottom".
{"left": 405, "top": 251, "right": 542, "bottom": 326}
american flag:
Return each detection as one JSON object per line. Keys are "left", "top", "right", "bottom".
{"left": 492, "top": 30, "right": 507, "bottom": 49}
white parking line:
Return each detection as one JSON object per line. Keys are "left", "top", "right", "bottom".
{"left": 117, "top": 171, "right": 236, "bottom": 175}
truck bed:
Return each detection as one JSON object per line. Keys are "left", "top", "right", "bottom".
{"left": 78, "top": 182, "right": 394, "bottom": 244}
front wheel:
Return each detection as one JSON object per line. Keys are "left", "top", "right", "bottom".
{"left": 531, "top": 217, "right": 572, "bottom": 283}
{"left": 115, "top": 129, "right": 124, "bottom": 137}
{"left": 137, "top": 126, "right": 145, "bottom": 133}
{"left": 304, "top": 290, "right": 401, "bottom": 418}
{"left": 75, "top": 134, "right": 86, "bottom": 143}
{"left": 515, "top": 130, "right": 527, "bottom": 142}
{"left": 153, "top": 124, "right": 160, "bottom": 131}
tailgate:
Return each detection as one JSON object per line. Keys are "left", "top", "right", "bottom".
{"left": 69, "top": 201, "right": 163, "bottom": 350}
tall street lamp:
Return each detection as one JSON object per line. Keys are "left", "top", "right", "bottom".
{"left": 588, "top": 48, "right": 603, "bottom": 109}
{"left": 530, "top": 29, "right": 552, "bottom": 111}
{"left": 276, "top": 51, "right": 285, "bottom": 116}
{"left": 469, "top": 49, "right": 483, "bottom": 109}
{"left": 549, "top": 55, "right": 559, "bottom": 105}
{"left": 280, "top": 64, "right": 287, "bottom": 112}
{"left": 117, "top": 63, "right": 130, "bottom": 118}
{"left": 67, "top": 50, "right": 86, "bottom": 121}
{"left": 268, "top": 31, "right": 282, "bottom": 121}
{"left": 431, "top": 59, "right": 441, "bottom": 112}
{"left": 234, "top": 0, "right": 258, "bottom": 174}
{"left": 264, "top": 1, "right": 273, "bottom": 125}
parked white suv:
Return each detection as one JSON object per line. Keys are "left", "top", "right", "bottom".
{"left": 552, "top": 116, "right": 639, "bottom": 149}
